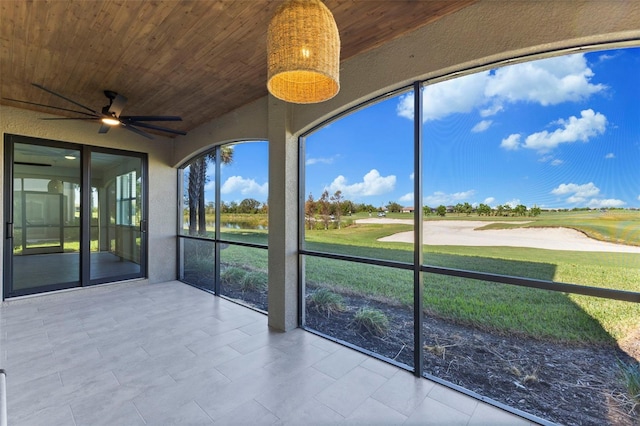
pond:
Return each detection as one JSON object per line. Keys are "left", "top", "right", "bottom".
{"left": 184, "top": 221, "right": 268, "bottom": 230}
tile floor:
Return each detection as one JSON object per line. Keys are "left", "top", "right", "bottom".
{"left": 0, "top": 281, "right": 540, "bottom": 425}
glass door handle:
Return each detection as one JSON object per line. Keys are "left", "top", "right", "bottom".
{"left": 5, "top": 223, "right": 12, "bottom": 239}
{"left": 140, "top": 220, "right": 147, "bottom": 233}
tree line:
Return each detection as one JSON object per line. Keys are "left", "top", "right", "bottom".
{"left": 430, "top": 202, "right": 541, "bottom": 217}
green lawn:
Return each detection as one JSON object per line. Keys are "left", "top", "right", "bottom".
{"left": 303, "top": 211, "right": 639, "bottom": 344}
{"left": 203, "top": 211, "right": 640, "bottom": 345}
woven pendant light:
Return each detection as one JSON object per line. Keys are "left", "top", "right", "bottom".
{"left": 267, "top": 0, "right": 340, "bottom": 104}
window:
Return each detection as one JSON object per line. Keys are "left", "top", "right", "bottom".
{"left": 300, "top": 46, "right": 640, "bottom": 426}
{"left": 116, "top": 170, "right": 137, "bottom": 226}
{"left": 302, "top": 91, "right": 416, "bottom": 368}
{"left": 178, "top": 141, "right": 269, "bottom": 311}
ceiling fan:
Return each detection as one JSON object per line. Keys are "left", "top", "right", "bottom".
{"left": 5, "top": 83, "right": 187, "bottom": 139}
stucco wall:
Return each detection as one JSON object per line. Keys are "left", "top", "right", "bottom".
{"left": 172, "top": 97, "right": 269, "bottom": 167}
{"left": 0, "top": 105, "right": 177, "bottom": 299}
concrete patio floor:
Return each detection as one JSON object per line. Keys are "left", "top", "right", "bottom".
{"left": 0, "top": 280, "right": 539, "bottom": 425}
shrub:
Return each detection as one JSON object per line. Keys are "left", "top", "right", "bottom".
{"left": 240, "top": 271, "right": 268, "bottom": 293}
{"left": 308, "top": 288, "right": 345, "bottom": 317}
{"left": 351, "top": 307, "right": 389, "bottom": 337}
{"left": 220, "top": 266, "right": 247, "bottom": 286}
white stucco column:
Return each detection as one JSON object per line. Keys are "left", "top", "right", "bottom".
{"left": 267, "top": 97, "right": 299, "bottom": 331}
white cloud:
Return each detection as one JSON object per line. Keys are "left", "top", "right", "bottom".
{"left": 638, "top": 195, "right": 640, "bottom": 201}
{"left": 551, "top": 182, "right": 600, "bottom": 198}
{"left": 221, "top": 176, "right": 268, "bottom": 197}
{"left": 396, "top": 94, "right": 415, "bottom": 121}
{"left": 399, "top": 193, "right": 414, "bottom": 203}
{"left": 397, "top": 72, "right": 490, "bottom": 122}
{"left": 605, "top": 153, "right": 615, "bottom": 159}
{"left": 587, "top": 198, "right": 626, "bottom": 208}
{"left": 504, "top": 199, "right": 521, "bottom": 208}
{"left": 483, "top": 197, "right": 495, "bottom": 205}
{"left": 598, "top": 53, "right": 617, "bottom": 63}
{"left": 397, "top": 53, "right": 605, "bottom": 123}
{"left": 306, "top": 155, "right": 337, "bottom": 165}
{"left": 472, "top": 120, "right": 493, "bottom": 133}
{"left": 327, "top": 169, "right": 396, "bottom": 198}
{"left": 480, "top": 104, "right": 503, "bottom": 117}
{"left": 522, "top": 109, "right": 607, "bottom": 153}
{"left": 424, "top": 190, "right": 476, "bottom": 206}
{"left": 551, "top": 182, "right": 625, "bottom": 207}
{"left": 486, "top": 54, "right": 606, "bottom": 106}
{"left": 550, "top": 182, "right": 618, "bottom": 206}
{"left": 551, "top": 159, "right": 564, "bottom": 166}
{"left": 500, "top": 134, "right": 521, "bottom": 151}
{"left": 567, "top": 195, "right": 586, "bottom": 204}
{"left": 409, "top": 172, "right": 415, "bottom": 181}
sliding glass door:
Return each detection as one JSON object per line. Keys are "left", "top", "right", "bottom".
{"left": 90, "top": 151, "right": 145, "bottom": 283}
{"left": 3, "top": 134, "right": 147, "bottom": 298}
{"left": 9, "top": 141, "right": 82, "bottom": 293}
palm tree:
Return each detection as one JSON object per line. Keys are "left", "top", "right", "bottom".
{"left": 187, "top": 146, "right": 233, "bottom": 236}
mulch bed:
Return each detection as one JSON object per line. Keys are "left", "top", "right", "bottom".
{"left": 305, "top": 294, "right": 639, "bottom": 426}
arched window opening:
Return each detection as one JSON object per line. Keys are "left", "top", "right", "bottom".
{"left": 178, "top": 140, "right": 269, "bottom": 312}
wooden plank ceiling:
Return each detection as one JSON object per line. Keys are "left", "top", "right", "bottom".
{"left": 0, "top": 0, "right": 475, "bottom": 137}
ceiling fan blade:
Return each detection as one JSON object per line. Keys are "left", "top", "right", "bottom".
{"left": 122, "top": 123, "right": 154, "bottom": 139}
{"left": 15, "top": 161, "right": 51, "bottom": 167}
{"left": 107, "top": 93, "right": 128, "bottom": 117}
{"left": 32, "top": 83, "right": 100, "bottom": 115}
{"left": 120, "top": 115, "right": 182, "bottom": 122}
{"left": 122, "top": 120, "right": 187, "bottom": 135}
{"left": 3, "top": 97, "right": 98, "bottom": 118}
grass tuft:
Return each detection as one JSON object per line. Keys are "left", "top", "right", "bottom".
{"left": 619, "top": 360, "right": 640, "bottom": 406}
{"left": 351, "top": 307, "right": 390, "bottom": 337}
{"left": 308, "top": 288, "right": 346, "bottom": 317}
{"left": 523, "top": 372, "right": 539, "bottom": 385}
{"left": 240, "top": 271, "right": 268, "bottom": 293}
{"left": 220, "top": 266, "right": 247, "bottom": 286}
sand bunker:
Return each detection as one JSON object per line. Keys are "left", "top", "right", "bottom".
{"left": 356, "top": 218, "right": 640, "bottom": 253}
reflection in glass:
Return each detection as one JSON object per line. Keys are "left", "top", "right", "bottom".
{"left": 304, "top": 256, "right": 414, "bottom": 368}
{"left": 90, "top": 152, "right": 142, "bottom": 281}
{"left": 12, "top": 143, "right": 81, "bottom": 290}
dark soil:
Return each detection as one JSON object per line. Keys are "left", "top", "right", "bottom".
{"left": 220, "top": 284, "right": 268, "bottom": 312}
{"left": 304, "top": 294, "right": 640, "bottom": 426}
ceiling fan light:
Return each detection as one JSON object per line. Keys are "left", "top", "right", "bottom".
{"left": 64, "top": 155, "right": 76, "bottom": 160}
{"left": 267, "top": 0, "right": 340, "bottom": 104}
{"left": 101, "top": 117, "right": 120, "bottom": 126}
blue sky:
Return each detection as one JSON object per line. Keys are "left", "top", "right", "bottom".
{"left": 209, "top": 47, "right": 639, "bottom": 210}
